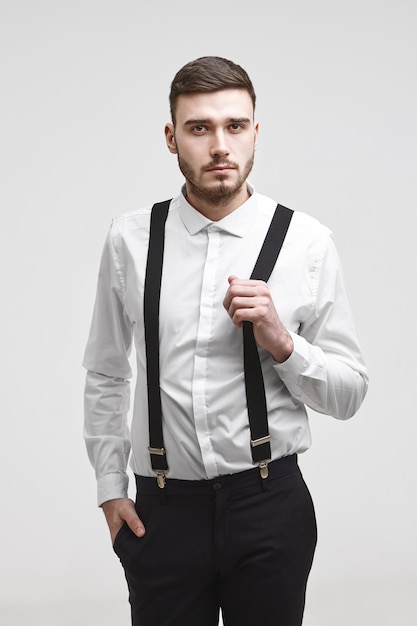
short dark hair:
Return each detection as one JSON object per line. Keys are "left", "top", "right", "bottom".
{"left": 169, "top": 56, "right": 256, "bottom": 123}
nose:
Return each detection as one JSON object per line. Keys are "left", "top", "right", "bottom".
{"left": 210, "top": 130, "right": 229, "bottom": 158}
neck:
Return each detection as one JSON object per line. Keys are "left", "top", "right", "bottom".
{"left": 184, "top": 184, "right": 250, "bottom": 221}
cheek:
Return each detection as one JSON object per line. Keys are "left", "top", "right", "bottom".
{"left": 178, "top": 141, "right": 207, "bottom": 165}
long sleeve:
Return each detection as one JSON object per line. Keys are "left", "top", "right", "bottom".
{"left": 274, "top": 233, "right": 368, "bottom": 419}
{"left": 83, "top": 229, "right": 134, "bottom": 506}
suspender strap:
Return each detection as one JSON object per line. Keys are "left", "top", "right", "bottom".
{"left": 143, "top": 199, "right": 171, "bottom": 486}
{"left": 143, "top": 200, "right": 293, "bottom": 486}
{"left": 244, "top": 204, "right": 294, "bottom": 473}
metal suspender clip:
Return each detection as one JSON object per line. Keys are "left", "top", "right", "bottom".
{"left": 250, "top": 436, "right": 271, "bottom": 479}
{"left": 148, "top": 447, "right": 168, "bottom": 488}
{"left": 156, "top": 471, "right": 167, "bottom": 489}
{"left": 250, "top": 435, "right": 271, "bottom": 448}
{"left": 258, "top": 461, "right": 269, "bottom": 479}
{"left": 148, "top": 446, "right": 166, "bottom": 456}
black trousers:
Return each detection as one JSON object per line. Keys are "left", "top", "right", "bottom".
{"left": 113, "top": 455, "right": 317, "bottom": 626}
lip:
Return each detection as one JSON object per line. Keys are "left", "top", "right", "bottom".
{"left": 206, "top": 166, "right": 235, "bottom": 173}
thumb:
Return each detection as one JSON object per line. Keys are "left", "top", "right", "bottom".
{"left": 228, "top": 274, "right": 239, "bottom": 284}
{"left": 124, "top": 503, "right": 146, "bottom": 537}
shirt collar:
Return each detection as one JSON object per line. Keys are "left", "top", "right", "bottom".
{"left": 178, "top": 182, "right": 258, "bottom": 237}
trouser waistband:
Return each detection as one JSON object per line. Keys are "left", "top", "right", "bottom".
{"left": 135, "top": 454, "right": 298, "bottom": 496}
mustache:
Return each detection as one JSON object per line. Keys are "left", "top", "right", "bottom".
{"left": 203, "top": 160, "right": 238, "bottom": 171}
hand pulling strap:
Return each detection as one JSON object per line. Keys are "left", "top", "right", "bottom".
{"left": 243, "top": 205, "right": 293, "bottom": 472}
{"left": 143, "top": 199, "right": 171, "bottom": 484}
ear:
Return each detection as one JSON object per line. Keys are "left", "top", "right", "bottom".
{"left": 254, "top": 121, "right": 259, "bottom": 150}
{"left": 165, "top": 123, "right": 177, "bottom": 154}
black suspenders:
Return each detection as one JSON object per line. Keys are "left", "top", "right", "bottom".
{"left": 143, "top": 199, "right": 293, "bottom": 487}
{"left": 244, "top": 204, "right": 294, "bottom": 476}
{"left": 143, "top": 200, "right": 171, "bottom": 488}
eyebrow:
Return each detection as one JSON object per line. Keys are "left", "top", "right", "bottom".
{"left": 183, "top": 117, "right": 252, "bottom": 127}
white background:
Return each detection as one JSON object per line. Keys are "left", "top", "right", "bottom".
{"left": 1, "top": 0, "right": 416, "bottom": 624}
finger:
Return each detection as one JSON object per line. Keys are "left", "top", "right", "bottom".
{"left": 230, "top": 306, "right": 262, "bottom": 327}
{"left": 224, "top": 279, "right": 261, "bottom": 311}
{"left": 229, "top": 296, "right": 259, "bottom": 314}
{"left": 123, "top": 504, "right": 146, "bottom": 537}
{"left": 227, "top": 295, "right": 268, "bottom": 321}
{"left": 223, "top": 278, "right": 235, "bottom": 311}
{"left": 226, "top": 282, "right": 269, "bottom": 304}
{"left": 228, "top": 276, "right": 266, "bottom": 288}
{"left": 225, "top": 295, "right": 257, "bottom": 321}
{"left": 102, "top": 498, "right": 146, "bottom": 542}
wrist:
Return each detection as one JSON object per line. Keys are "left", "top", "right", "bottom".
{"left": 272, "top": 333, "right": 294, "bottom": 363}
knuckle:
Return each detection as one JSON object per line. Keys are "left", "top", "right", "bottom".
{"left": 233, "top": 310, "right": 243, "bottom": 324}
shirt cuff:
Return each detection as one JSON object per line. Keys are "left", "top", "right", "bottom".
{"left": 272, "top": 332, "right": 325, "bottom": 381}
{"left": 97, "top": 472, "right": 129, "bottom": 508}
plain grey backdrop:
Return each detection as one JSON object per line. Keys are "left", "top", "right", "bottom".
{"left": 1, "top": 0, "right": 416, "bottom": 624}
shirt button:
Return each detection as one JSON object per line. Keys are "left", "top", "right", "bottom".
{"left": 213, "top": 482, "right": 222, "bottom": 490}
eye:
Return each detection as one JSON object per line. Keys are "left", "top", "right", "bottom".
{"left": 229, "top": 123, "right": 244, "bottom": 132}
{"left": 192, "top": 125, "right": 208, "bottom": 134}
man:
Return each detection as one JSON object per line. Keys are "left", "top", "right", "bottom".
{"left": 83, "top": 56, "right": 368, "bottom": 626}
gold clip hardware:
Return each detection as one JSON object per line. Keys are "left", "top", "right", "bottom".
{"left": 250, "top": 435, "right": 271, "bottom": 448}
{"left": 156, "top": 472, "right": 167, "bottom": 489}
{"left": 148, "top": 447, "right": 166, "bottom": 456}
{"left": 259, "top": 461, "right": 269, "bottom": 479}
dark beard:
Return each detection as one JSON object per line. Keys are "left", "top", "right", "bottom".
{"left": 178, "top": 154, "right": 254, "bottom": 207}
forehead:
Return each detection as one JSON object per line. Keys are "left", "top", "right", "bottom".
{"left": 175, "top": 89, "right": 254, "bottom": 125}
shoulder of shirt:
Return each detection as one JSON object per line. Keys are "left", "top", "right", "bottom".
{"left": 255, "top": 192, "right": 333, "bottom": 240}
{"left": 106, "top": 197, "right": 178, "bottom": 240}
{"left": 109, "top": 204, "right": 153, "bottom": 234}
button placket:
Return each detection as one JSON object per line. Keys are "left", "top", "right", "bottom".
{"left": 192, "top": 226, "right": 221, "bottom": 478}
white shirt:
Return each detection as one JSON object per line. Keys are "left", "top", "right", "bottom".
{"left": 83, "top": 185, "right": 368, "bottom": 506}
